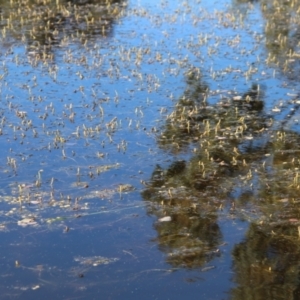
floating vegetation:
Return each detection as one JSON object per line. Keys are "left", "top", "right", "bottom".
{"left": 12, "top": 284, "right": 40, "bottom": 291}
{"left": 158, "top": 216, "right": 171, "bottom": 222}
{"left": 1, "top": 0, "right": 300, "bottom": 298}
{"left": 74, "top": 256, "right": 119, "bottom": 267}
{"left": 17, "top": 217, "right": 38, "bottom": 227}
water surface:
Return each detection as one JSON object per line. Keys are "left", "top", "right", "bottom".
{"left": 1, "top": 0, "right": 300, "bottom": 299}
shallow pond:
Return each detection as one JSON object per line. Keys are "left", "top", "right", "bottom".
{"left": 1, "top": 0, "right": 300, "bottom": 299}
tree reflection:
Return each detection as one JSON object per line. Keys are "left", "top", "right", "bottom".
{"left": 154, "top": 210, "right": 222, "bottom": 268}
{"left": 234, "top": 0, "right": 300, "bottom": 76}
{"left": 142, "top": 67, "right": 270, "bottom": 268}
{"left": 229, "top": 128, "right": 300, "bottom": 299}
{"left": 231, "top": 222, "right": 300, "bottom": 300}
{"left": 142, "top": 66, "right": 300, "bottom": 279}
{"left": 0, "top": 0, "right": 127, "bottom": 57}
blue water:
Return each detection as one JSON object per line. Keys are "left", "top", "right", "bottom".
{"left": 0, "top": 0, "right": 299, "bottom": 298}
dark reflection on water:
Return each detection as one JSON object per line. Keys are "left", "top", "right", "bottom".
{"left": 0, "top": 0, "right": 127, "bottom": 56}
{"left": 142, "top": 59, "right": 300, "bottom": 296}
{"left": 231, "top": 222, "right": 300, "bottom": 300}
{"left": 154, "top": 214, "right": 222, "bottom": 268}
{"left": 235, "top": 0, "right": 300, "bottom": 79}
{"left": 142, "top": 67, "right": 269, "bottom": 268}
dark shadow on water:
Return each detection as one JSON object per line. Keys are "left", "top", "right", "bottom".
{"left": 141, "top": 62, "right": 300, "bottom": 299}
{"left": 0, "top": 0, "right": 127, "bottom": 58}
{"left": 231, "top": 222, "right": 300, "bottom": 300}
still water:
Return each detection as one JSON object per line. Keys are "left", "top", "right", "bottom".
{"left": 0, "top": 0, "right": 300, "bottom": 298}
